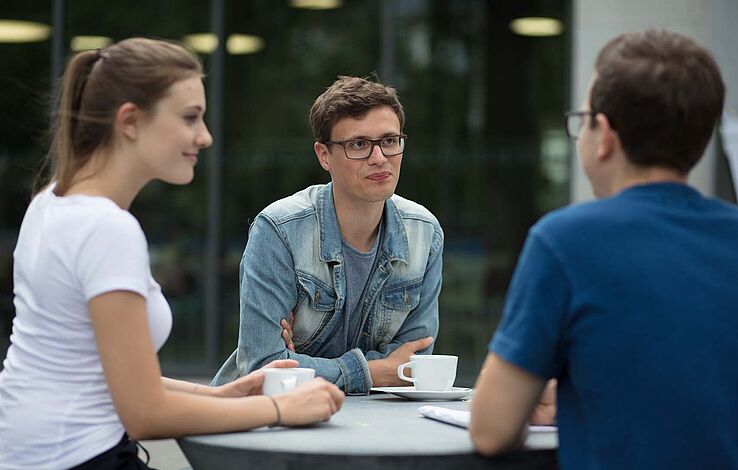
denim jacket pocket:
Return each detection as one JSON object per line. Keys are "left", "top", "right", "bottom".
{"left": 377, "top": 281, "right": 422, "bottom": 343}
{"left": 292, "top": 273, "right": 337, "bottom": 349}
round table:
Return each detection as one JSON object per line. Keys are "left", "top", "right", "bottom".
{"left": 178, "top": 393, "right": 558, "bottom": 470}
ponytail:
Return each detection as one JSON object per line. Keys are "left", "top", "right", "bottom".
{"left": 35, "top": 38, "right": 202, "bottom": 196}
{"left": 36, "top": 50, "right": 101, "bottom": 195}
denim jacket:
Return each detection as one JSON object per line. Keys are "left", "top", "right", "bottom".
{"left": 212, "top": 183, "right": 443, "bottom": 394}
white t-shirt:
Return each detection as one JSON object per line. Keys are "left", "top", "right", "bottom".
{"left": 0, "top": 185, "right": 172, "bottom": 469}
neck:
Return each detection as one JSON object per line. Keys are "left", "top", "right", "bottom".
{"left": 607, "top": 164, "right": 687, "bottom": 197}
{"left": 333, "top": 193, "right": 385, "bottom": 252}
{"left": 63, "top": 148, "right": 149, "bottom": 210}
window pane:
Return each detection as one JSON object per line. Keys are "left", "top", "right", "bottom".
{"left": 1, "top": 1, "right": 571, "bottom": 386}
{"left": 218, "top": 0, "right": 381, "bottom": 362}
{"left": 217, "top": 0, "right": 570, "bottom": 385}
{"left": 390, "top": 0, "right": 570, "bottom": 383}
{"left": 0, "top": 0, "right": 52, "bottom": 361}
{"left": 66, "top": 0, "right": 212, "bottom": 374}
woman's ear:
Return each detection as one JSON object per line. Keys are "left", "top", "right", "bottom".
{"left": 314, "top": 141, "right": 332, "bottom": 172}
{"left": 116, "top": 102, "right": 141, "bottom": 141}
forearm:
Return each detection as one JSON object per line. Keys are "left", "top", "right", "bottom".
{"left": 367, "top": 357, "right": 399, "bottom": 386}
{"left": 364, "top": 232, "right": 443, "bottom": 366}
{"left": 364, "top": 335, "right": 432, "bottom": 361}
{"left": 470, "top": 414, "right": 528, "bottom": 455}
{"left": 253, "top": 347, "right": 371, "bottom": 394}
{"left": 162, "top": 377, "right": 212, "bottom": 396}
{"left": 469, "top": 354, "right": 544, "bottom": 456}
{"left": 127, "top": 390, "right": 278, "bottom": 440}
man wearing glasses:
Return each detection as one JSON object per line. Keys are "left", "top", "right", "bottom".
{"left": 213, "top": 76, "right": 442, "bottom": 394}
{"left": 470, "top": 29, "right": 738, "bottom": 469}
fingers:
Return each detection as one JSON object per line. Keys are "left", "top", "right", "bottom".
{"left": 279, "top": 378, "right": 344, "bottom": 426}
{"left": 325, "top": 392, "right": 337, "bottom": 416}
{"left": 307, "top": 378, "right": 344, "bottom": 403}
{"left": 219, "top": 370, "right": 264, "bottom": 397}
{"left": 316, "top": 379, "right": 345, "bottom": 415}
{"left": 263, "top": 359, "right": 299, "bottom": 369}
{"left": 406, "top": 336, "right": 434, "bottom": 352}
{"left": 280, "top": 320, "right": 295, "bottom": 351}
{"left": 245, "top": 370, "right": 265, "bottom": 395}
{"left": 281, "top": 317, "right": 294, "bottom": 338}
{"left": 282, "top": 312, "right": 295, "bottom": 351}
{"left": 530, "top": 401, "right": 557, "bottom": 425}
{"left": 319, "top": 379, "right": 345, "bottom": 407}
{"left": 320, "top": 383, "right": 343, "bottom": 418}
{"left": 530, "top": 380, "right": 557, "bottom": 425}
{"left": 249, "top": 370, "right": 265, "bottom": 382}
{"left": 236, "top": 369, "right": 263, "bottom": 383}
{"left": 541, "top": 379, "right": 557, "bottom": 405}
{"left": 330, "top": 385, "right": 345, "bottom": 410}
{"left": 281, "top": 331, "right": 295, "bottom": 351}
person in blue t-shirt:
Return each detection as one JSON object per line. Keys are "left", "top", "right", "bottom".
{"left": 470, "top": 29, "right": 738, "bottom": 469}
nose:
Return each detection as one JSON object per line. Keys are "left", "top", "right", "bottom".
{"left": 197, "top": 123, "right": 213, "bottom": 149}
{"left": 367, "top": 143, "right": 387, "bottom": 164}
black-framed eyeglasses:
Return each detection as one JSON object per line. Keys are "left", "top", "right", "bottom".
{"left": 322, "top": 134, "right": 407, "bottom": 160}
{"left": 564, "top": 110, "right": 597, "bottom": 140}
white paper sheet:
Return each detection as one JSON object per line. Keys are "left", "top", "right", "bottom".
{"left": 418, "top": 405, "right": 558, "bottom": 449}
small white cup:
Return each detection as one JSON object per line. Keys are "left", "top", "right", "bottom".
{"left": 262, "top": 368, "right": 315, "bottom": 396}
{"left": 397, "top": 355, "right": 458, "bottom": 391}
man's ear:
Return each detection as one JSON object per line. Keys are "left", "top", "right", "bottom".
{"left": 314, "top": 141, "right": 332, "bottom": 172}
{"left": 116, "top": 102, "right": 141, "bottom": 141}
{"left": 594, "top": 113, "right": 617, "bottom": 162}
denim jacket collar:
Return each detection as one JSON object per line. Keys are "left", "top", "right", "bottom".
{"left": 316, "top": 182, "right": 409, "bottom": 265}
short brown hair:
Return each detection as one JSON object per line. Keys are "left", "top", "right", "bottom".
{"left": 40, "top": 37, "right": 202, "bottom": 195}
{"left": 309, "top": 76, "right": 405, "bottom": 142}
{"left": 591, "top": 29, "right": 724, "bottom": 173}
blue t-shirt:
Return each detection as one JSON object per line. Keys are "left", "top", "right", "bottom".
{"left": 490, "top": 183, "right": 738, "bottom": 470}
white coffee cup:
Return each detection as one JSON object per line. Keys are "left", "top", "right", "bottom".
{"left": 262, "top": 368, "right": 315, "bottom": 396}
{"left": 397, "top": 355, "right": 458, "bottom": 391}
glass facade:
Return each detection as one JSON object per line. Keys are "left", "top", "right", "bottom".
{"left": 1, "top": 0, "right": 570, "bottom": 385}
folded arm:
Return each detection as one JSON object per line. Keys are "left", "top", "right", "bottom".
{"left": 229, "top": 215, "right": 373, "bottom": 393}
{"left": 281, "top": 228, "right": 443, "bottom": 387}
{"left": 366, "top": 230, "right": 443, "bottom": 384}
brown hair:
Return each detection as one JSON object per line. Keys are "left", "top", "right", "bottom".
{"left": 309, "top": 76, "right": 405, "bottom": 142}
{"left": 590, "top": 29, "right": 724, "bottom": 173}
{"left": 39, "top": 37, "right": 203, "bottom": 195}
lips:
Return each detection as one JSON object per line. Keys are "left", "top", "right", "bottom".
{"left": 184, "top": 153, "right": 198, "bottom": 164}
{"left": 367, "top": 172, "right": 391, "bottom": 181}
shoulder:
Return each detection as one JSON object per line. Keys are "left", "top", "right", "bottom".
{"left": 77, "top": 204, "right": 147, "bottom": 253}
{"left": 259, "top": 184, "right": 323, "bottom": 224}
{"left": 389, "top": 195, "right": 443, "bottom": 257}
{"left": 702, "top": 194, "right": 738, "bottom": 216}
{"left": 72, "top": 197, "right": 144, "bottom": 236}
{"left": 37, "top": 191, "right": 146, "bottom": 246}
{"left": 529, "top": 197, "right": 620, "bottom": 249}
{"left": 390, "top": 194, "right": 442, "bottom": 233}
{"left": 534, "top": 199, "right": 602, "bottom": 230}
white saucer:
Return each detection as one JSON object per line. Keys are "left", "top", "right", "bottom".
{"left": 371, "top": 386, "right": 472, "bottom": 401}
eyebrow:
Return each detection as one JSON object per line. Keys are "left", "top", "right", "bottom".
{"left": 339, "top": 132, "right": 400, "bottom": 140}
{"left": 183, "top": 105, "right": 205, "bottom": 113}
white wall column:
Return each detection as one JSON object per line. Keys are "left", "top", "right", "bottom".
{"left": 570, "top": 0, "right": 736, "bottom": 202}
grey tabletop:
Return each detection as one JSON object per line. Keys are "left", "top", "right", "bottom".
{"left": 178, "top": 393, "right": 558, "bottom": 470}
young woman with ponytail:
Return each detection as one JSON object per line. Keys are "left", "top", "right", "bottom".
{"left": 0, "top": 38, "right": 343, "bottom": 469}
